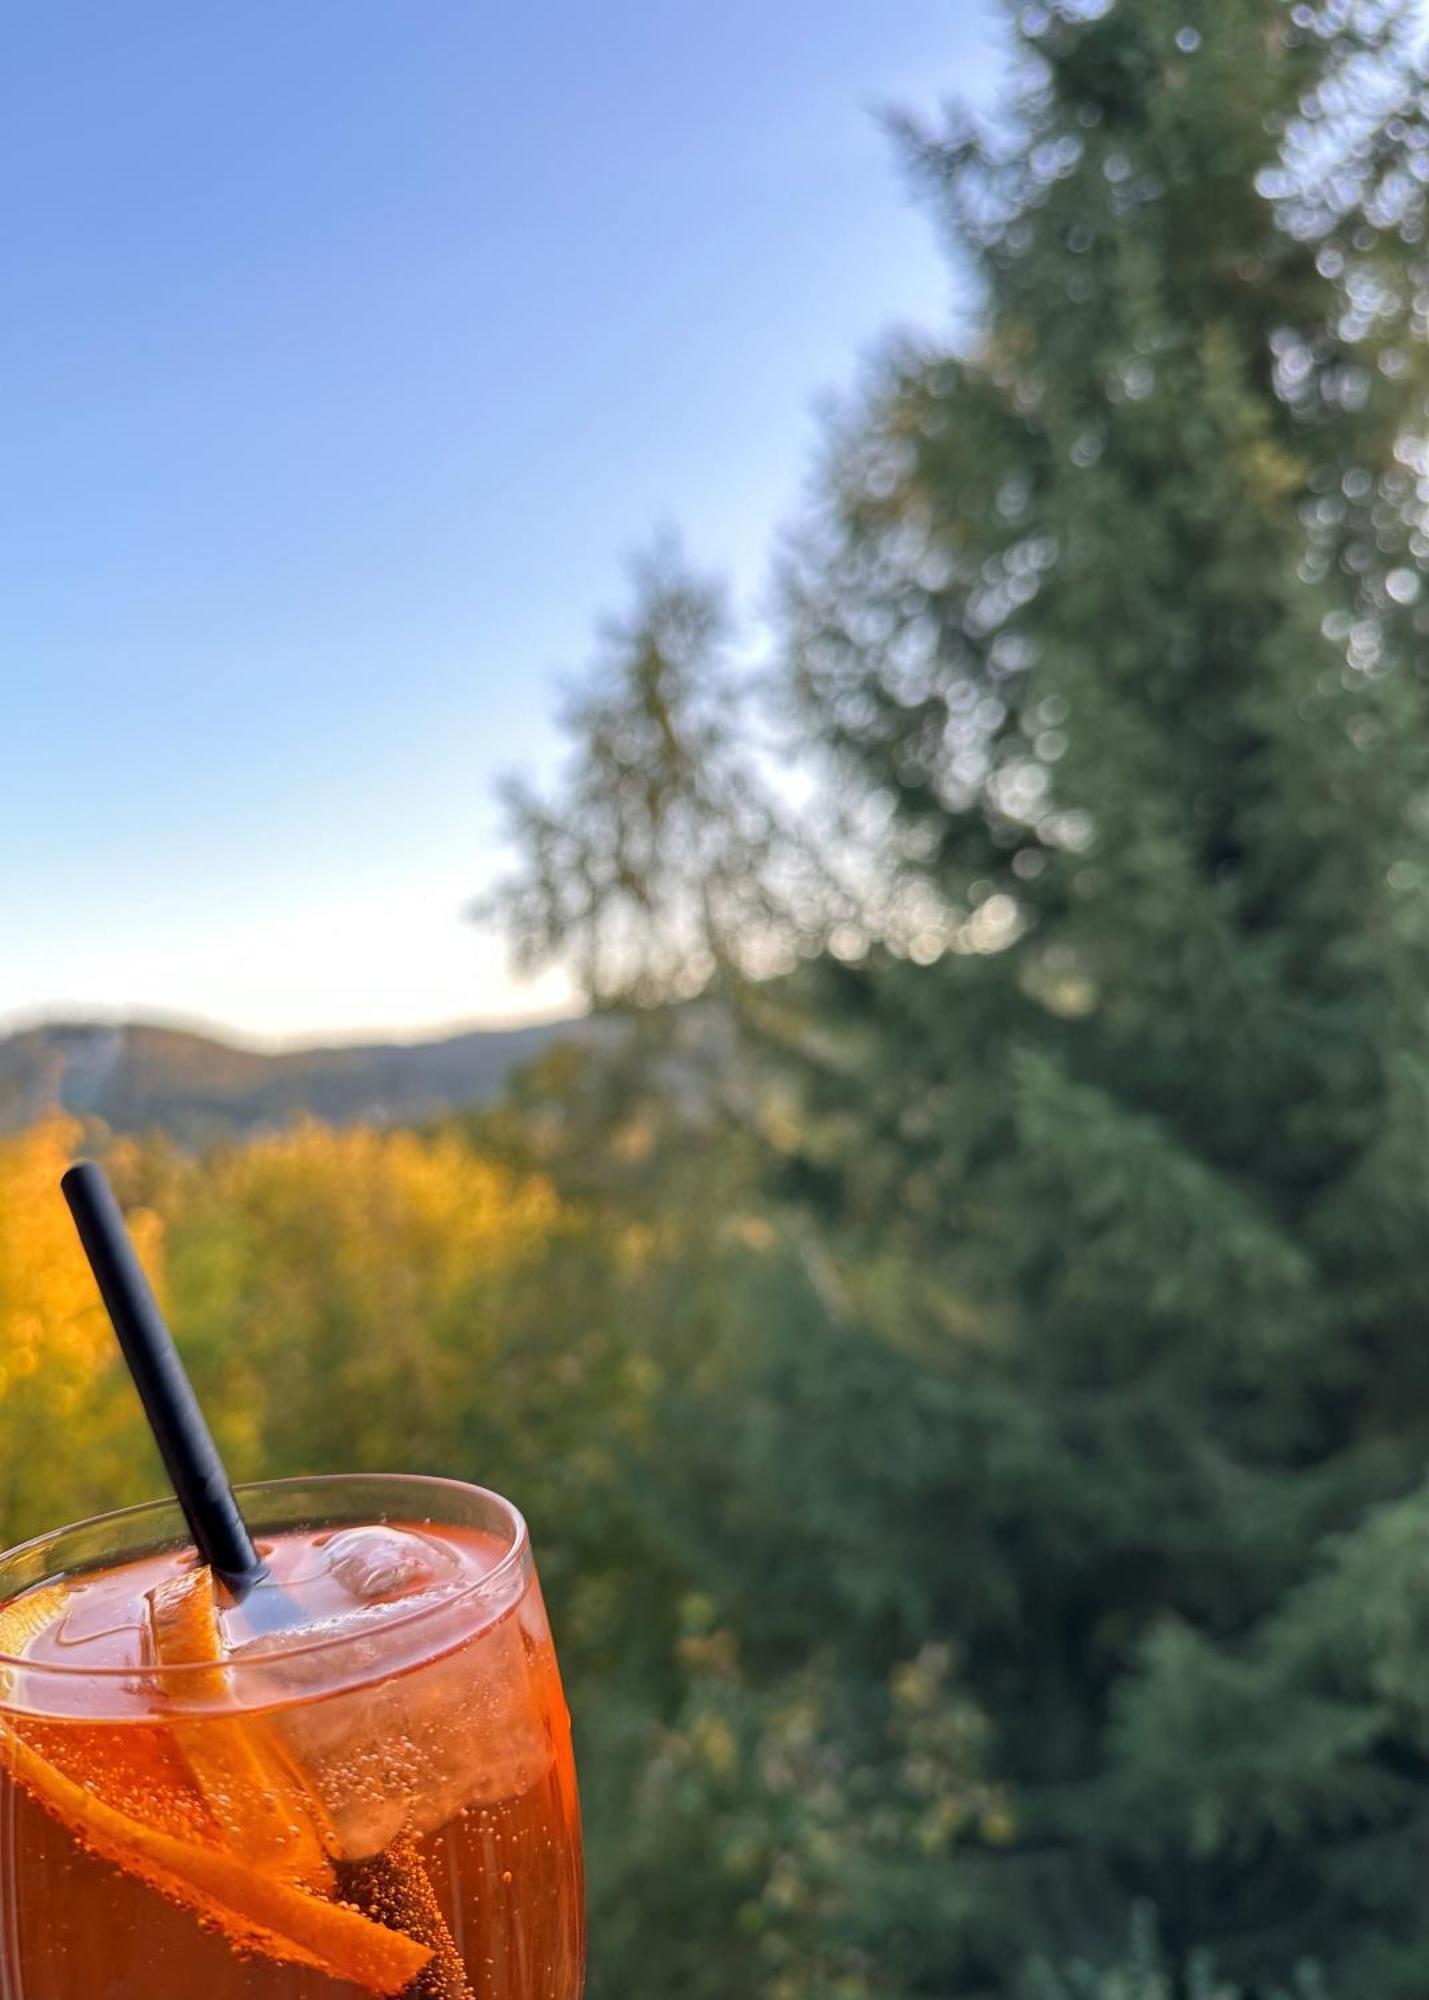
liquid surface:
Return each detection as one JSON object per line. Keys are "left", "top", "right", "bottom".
{"left": 18, "top": 1523, "right": 508, "bottom": 1681}
{"left": 0, "top": 1520, "right": 585, "bottom": 1999}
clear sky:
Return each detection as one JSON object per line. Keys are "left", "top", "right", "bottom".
{"left": 3, "top": 0, "right": 1002, "bottom": 1047}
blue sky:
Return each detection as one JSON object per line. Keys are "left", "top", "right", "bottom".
{"left": 3, "top": 0, "right": 1002, "bottom": 1045}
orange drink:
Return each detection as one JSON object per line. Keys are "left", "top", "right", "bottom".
{"left": 0, "top": 1475, "right": 584, "bottom": 1999}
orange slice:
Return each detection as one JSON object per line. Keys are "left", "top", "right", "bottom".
{"left": 146, "top": 1565, "right": 334, "bottom": 1889}
{"left": 1, "top": 1726, "right": 430, "bottom": 1993}
{"left": 0, "top": 1578, "right": 432, "bottom": 1996}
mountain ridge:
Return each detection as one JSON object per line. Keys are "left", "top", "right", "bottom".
{"left": 0, "top": 1015, "right": 598, "bottom": 1145}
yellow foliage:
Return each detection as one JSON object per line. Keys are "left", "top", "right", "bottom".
{"left": 162, "top": 1120, "right": 564, "bottom": 1480}
{"left": 1237, "top": 436, "right": 1308, "bottom": 505}
{"left": 189, "top": 1119, "right": 557, "bottom": 1287}
{"left": 0, "top": 1118, "right": 160, "bottom": 1543}
{"left": 0, "top": 1116, "right": 567, "bottom": 1553}
{"left": 691, "top": 1713, "right": 738, "bottom": 1779}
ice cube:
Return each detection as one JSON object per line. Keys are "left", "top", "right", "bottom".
{"left": 231, "top": 1572, "right": 552, "bottom": 1858}
{"left": 322, "top": 1528, "right": 458, "bottom": 1605}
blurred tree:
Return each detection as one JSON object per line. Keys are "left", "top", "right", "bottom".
{"left": 1026, "top": 1908, "right": 1331, "bottom": 1999}
{"left": 160, "top": 1120, "right": 560, "bottom": 1478}
{"left": 480, "top": 539, "right": 845, "bottom": 1008}
{"left": 492, "top": 0, "right": 1429, "bottom": 1991}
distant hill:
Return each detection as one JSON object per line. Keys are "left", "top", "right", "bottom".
{"left": 0, "top": 1016, "right": 601, "bottom": 1146}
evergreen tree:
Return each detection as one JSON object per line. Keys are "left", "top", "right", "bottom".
{"left": 494, "top": 1, "right": 1429, "bottom": 1991}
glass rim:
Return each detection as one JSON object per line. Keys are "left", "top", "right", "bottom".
{"left": 0, "top": 1471, "right": 530, "bottom": 1684}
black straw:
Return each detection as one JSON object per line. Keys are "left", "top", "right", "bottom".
{"left": 61, "top": 1160, "right": 268, "bottom": 1601}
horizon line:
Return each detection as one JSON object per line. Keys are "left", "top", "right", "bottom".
{"left": 0, "top": 1001, "right": 591, "bottom": 1060}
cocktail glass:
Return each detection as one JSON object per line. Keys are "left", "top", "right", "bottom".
{"left": 0, "top": 1473, "right": 584, "bottom": 2000}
